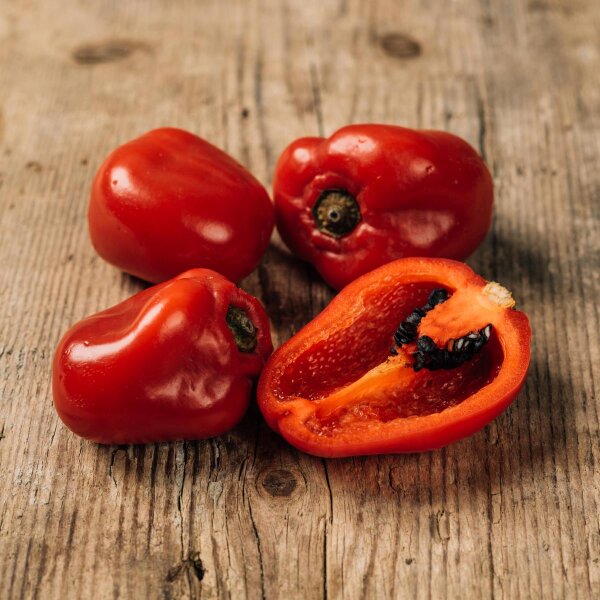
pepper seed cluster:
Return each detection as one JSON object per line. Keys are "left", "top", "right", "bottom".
{"left": 390, "top": 288, "right": 449, "bottom": 354}
{"left": 389, "top": 288, "right": 493, "bottom": 372}
{"left": 412, "top": 324, "right": 493, "bottom": 372}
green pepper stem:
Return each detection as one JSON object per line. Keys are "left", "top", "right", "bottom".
{"left": 226, "top": 306, "right": 257, "bottom": 353}
{"left": 312, "top": 189, "right": 361, "bottom": 238}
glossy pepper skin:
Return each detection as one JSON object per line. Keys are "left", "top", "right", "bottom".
{"left": 89, "top": 128, "right": 275, "bottom": 284}
{"left": 258, "top": 258, "right": 530, "bottom": 457}
{"left": 274, "top": 124, "right": 494, "bottom": 290}
{"left": 53, "top": 269, "right": 273, "bottom": 444}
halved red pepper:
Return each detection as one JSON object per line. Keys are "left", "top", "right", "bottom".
{"left": 258, "top": 258, "right": 530, "bottom": 457}
{"left": 53, "top": 269, "right": 272, "bottom": 444}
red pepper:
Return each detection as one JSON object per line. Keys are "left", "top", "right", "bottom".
{"left": 274, "top": 124, "right": 493, "bottom": 290}
{"left": 88, "top": 128, "right": 274, "bottom": 284}
{"left": 53, "top": 269, "right": 272, "bottom": 444}
{"left": 258, "top": 258, "right": 530, "bottom": 457}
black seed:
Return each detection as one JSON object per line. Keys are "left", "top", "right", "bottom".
{"left": 413, "top": 351, "right": 425, "bottom": 371}
{"left": 481, "top": 324, "right": 492, "bottom": 340}
{"left": 448, "top": 354, "right": 462, "bottom": 366}
{"left": 405, "top": 312, "right": 422, "bottom": 325}
{"left": 394, "top": 333, "right": 407, "bottom": 345}
{"left": 391, "top": 288, "right": 452, "bottom": 351}
{"left": 400, "top": 321, "right": 417, "bottom": 333}
{"left": 417, "top": 336, "right": 436, "bottom": 353}
{"left": 454, "top": 352, "right": 466, "bottom": 364}
{"left": 428, "top": 288, "right": 449, "bottom": 307}
{"left": 410, "top": 324, "right": 492, "bottom": 372}
{"left": 432, "top": 350, "right": 448, "bottom": 367}
{"left": 390, "top": 346, "right": 398, "bottom": 356}
{"left": 428, "top": 352, "right": 440, "bottom": 364}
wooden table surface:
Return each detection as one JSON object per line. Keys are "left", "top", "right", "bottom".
{"left": 1, "top": 1, "right": 599, "bottom": 598}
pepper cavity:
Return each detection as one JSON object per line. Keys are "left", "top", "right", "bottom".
{"left": 389, "top": 288, "right": 493, "bottom": 371}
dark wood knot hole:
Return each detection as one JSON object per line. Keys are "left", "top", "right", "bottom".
{"left": 261, "top": 469, "right": 298, "bottom": 497}
{"left": 72, "top": 40, "right": 144, "bottom": 65}
{"left": 379, "top": 33, "right": 422, "bottom": 59}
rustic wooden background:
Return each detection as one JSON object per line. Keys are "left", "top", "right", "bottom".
{"left": 1, "top": 0, "right": 599, "bottom": 598}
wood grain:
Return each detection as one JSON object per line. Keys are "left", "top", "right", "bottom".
{"left": 1, "top": 0, "right": 599, "bottom": 598}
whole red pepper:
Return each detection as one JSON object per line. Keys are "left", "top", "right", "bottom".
{"left": 258, "top": 258, "right": 530, "bottom": 457}
{"left": 88, "top": 128, "right": 274, "bottom": 284}
{"left": 53, "top": 269, "right": 272, "bottom": 444}
{"left": 274, "top": 124, "right": 493, "bottom": 290}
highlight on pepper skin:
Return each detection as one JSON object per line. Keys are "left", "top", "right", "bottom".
{"left": 52, "top": 269, "right": 273, "bottom": 445}
{"left": 88, "top": 127, "right": 275, "bottom": 284}
{"left": 273, "top": 124, "right": 494, "bottom": 290}
{"left": 257, "top": 257, "right": 531, "bottom": 458}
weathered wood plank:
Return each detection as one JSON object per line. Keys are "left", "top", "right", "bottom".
{"left": 1, "top": 0, "right": 599, "bottom": 598}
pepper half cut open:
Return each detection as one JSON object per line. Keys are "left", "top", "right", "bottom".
{"left": 258, "top": 258, "right": 531, "bottom": 457}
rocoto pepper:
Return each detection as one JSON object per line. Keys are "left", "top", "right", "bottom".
{"left": 53, "top": 269, "right": 273, "bottom": 444}
{"left": 89, "top": 127, "right": 275, "bottom": 284}
{"left": 274, "top": 124, "right": 493, "bottom": 290}
{"left": 258, "top": 258, "right": 530, "bottom": 457}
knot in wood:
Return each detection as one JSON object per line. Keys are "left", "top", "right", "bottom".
{"left": 378, "top": 33, "right": 422, "bottom": 59}
{"left": 260, "top": 468, "right": 298, "bottom": 497}
{"left": 71, "top": 39, "right": 146, "bottom": 65}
